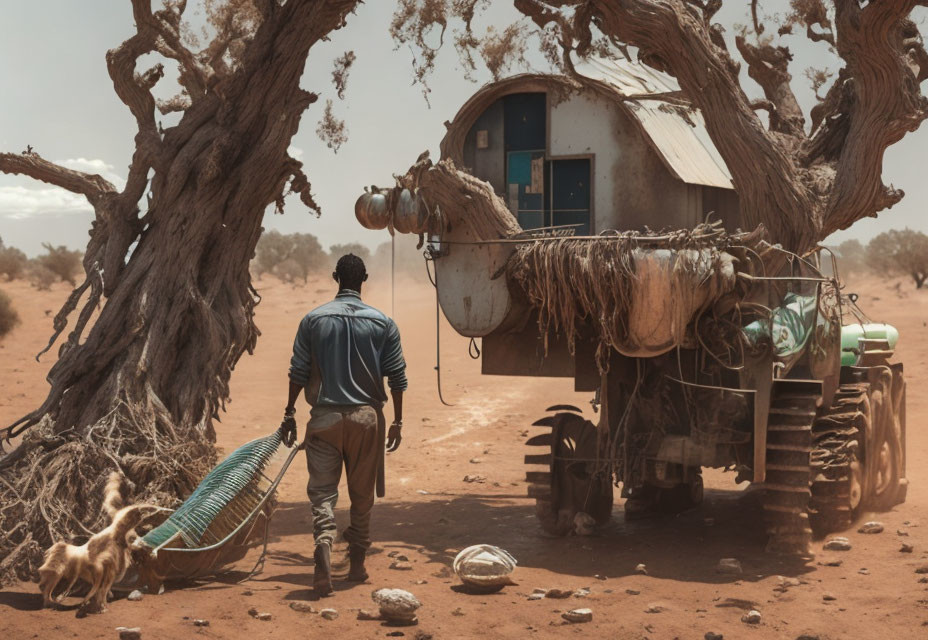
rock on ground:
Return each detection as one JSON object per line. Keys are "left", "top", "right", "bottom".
{"left": 858, "top": 521, "right": 884, "bottom": 534}
{"left": 289, "top": 601, "right": 316, "bottom": 613}
{"left": 357, "top": 609, "right": 381, "bottom": 621}
{"left": 823, "top": 537, "right": 852, "bottom": 551}
{"left": 561, "top": 608, "right": 593, "bottom": 623}
{"left": 635, "top": 564, "right": 648, "bottom": 575}
{"left": 742, "top": 610, "right": 762, "bottom": 624}
{"left": 193, "top": 620, "right": 209, "bottom": 627}
{"left": 545, "top": 588, "right": 573, "bottom": 599}
{"left": 320, "top": 608, "right": 338, "bottom": 620}
{"left": 116, "top": 628, "right": 141, "bottom": 640}
{"left": 127, "top": 590, "right": 143, "bottom": 602}
{"left": 900, "top": 543, "right": 914, "bottom": 553}
{"left": 716, "top": 558, "right": 742, "bottom": 575}
{"left": 390, "top": 560, "right": 414, "bottom": 570}
{"left": 704, "top": 633, "right": 723, "bottom": 640}
{"left": 645, "top": 603, "right": 666, "bottom": 613}
{"left": 372, "top": 588, "right": 422, "bottom": 624}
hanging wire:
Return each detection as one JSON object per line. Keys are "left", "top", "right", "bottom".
{"left": 425, "top": 252, "right": 453, "bottom": 406}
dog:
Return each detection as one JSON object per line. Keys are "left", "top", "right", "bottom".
{"left": 38, "top": 472, "right": 156, "bottom": 613}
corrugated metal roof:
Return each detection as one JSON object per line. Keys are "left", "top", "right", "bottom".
{"left": 573, "top": 56, "right": 734, "bottom": 190}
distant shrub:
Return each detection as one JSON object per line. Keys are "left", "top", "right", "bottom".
{"left": 0, "top": 237, "right": 28, "bottom": 281}
{"left": 867, "top": 229, "right": 928, "bottom": 289}
{"left": 329, "top": 242, "right": 370, "bottom": 267}
{"left": 37, "top": 243, "right": 82, "bottom": 286}
{"left": 0, "top": 289, "right": 19, "bottom": 339}
{"left": 832, "top": 239, "right": 867, "bottom": 277}
{"left": 27, "top": 261, "right": 57, "bottom": 291}
{"left": 253, "top": 230, "right": 328, "bottom": 282}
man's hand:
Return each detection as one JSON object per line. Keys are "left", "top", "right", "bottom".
{"left": 280, "top": 408, "right": 297, "bottom": 448}
{"left": 386, "top": 420, "right": 403, "bottom": 452}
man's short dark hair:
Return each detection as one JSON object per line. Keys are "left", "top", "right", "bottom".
{"left": 335, "top": 253, "right": 367, "bottom": 290}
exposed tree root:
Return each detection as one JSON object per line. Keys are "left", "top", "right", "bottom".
{"left": 0, "top": 401, "right": 214, "bottom": 585}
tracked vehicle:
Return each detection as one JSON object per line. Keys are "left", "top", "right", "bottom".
{"left": 357, "top": 57, "right": 907, "bottom": 553}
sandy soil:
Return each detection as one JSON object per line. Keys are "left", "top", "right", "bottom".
{"left": 1, "top": 272, "right": 927, "bottom": 640}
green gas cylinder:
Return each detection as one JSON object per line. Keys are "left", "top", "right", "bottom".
{"left": 840, "top": 323, "right": 899, "bottom": 366}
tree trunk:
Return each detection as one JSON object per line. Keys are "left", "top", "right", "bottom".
{"left": 0, "top": 0, "right": 359, "bottom": 582}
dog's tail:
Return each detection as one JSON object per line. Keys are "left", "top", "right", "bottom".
{"left": 102, "top": 472, "right": 130, "bottom": 521}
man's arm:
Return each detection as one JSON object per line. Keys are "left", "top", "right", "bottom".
{"left": 383, "top": 319, "right": 407, "bottom": 452}
{"left": 282, "top": 318, "right": 312, "bottom": 447}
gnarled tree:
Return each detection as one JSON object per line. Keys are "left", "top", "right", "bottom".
{"left": 0, "top": 0, "right": 359, "bottom": 581}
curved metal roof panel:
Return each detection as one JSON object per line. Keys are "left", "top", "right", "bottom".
{"left": 573, "top": 56, "right": 734, "bottom": 190}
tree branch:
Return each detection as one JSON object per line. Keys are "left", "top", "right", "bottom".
{"left": 0, "top": 151, "right": 116, "bottom": 207}
{"left": 735, "top": 36, "right": 806, "bottom": 139}
{"left": 820, "top": 0, "right": 928, "bottom": 235}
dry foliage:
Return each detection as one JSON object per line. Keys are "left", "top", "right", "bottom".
{"left": 253, "top": 230, "right": 327, "bottom": 283}
{"left": 36, "top": 243, "right": 82, "bottom": 287}
{"left": 867, "top": 228, "right": 928, "bottom": 289}
{"left": 0, "top": 238, "right": 28, "bottom": 281}
{"left": 0, "top": 289, "right": 19, "bottom": 339}
{"left": 316, "top": 100, "right": 348, "bottom": 153}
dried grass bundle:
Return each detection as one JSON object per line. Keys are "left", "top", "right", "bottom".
{"left": 506, "top": 224, "right": 744, "bottom": 370}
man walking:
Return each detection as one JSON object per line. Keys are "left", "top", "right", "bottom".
{"left": 280, "top": 253, "right": 407, "bottom": 597}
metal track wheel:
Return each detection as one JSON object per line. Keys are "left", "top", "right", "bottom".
{"left": 524, "top": 409, "right": 613, "bottom": 535}
{"left": 763, "top": 382, "right": 817, "bottom": 555}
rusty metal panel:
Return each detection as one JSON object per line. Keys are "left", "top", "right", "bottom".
{"left": 573, "top": 56, "right": 734, "bottom": 190}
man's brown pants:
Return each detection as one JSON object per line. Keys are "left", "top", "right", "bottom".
{"left": 304, "top": 405, "right": 384, "bottom": 550}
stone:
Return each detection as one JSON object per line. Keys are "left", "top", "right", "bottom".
{"left": 451, "top": 607, "right": 465, "bottom": 616}
{"left": 255, "top": 612, "right": 272, "bottom": 621}
{"left": 289, "top": 601, "right": 317, "bottom": 613}
{"left": 396, "top": 554, "right": 409, "bottom": 562}
{"left": 741, "top": 610, "right": 762, "bottom": 624}
{"left": 796, "top": 635, "right": 822, "bottom": 640}
{"left": 823, "top": 559, "right": 843, "bottom": 567}
{"left": 469, "top": 458, "right": 482, "bottom": 464}
{"left": 247, "top": 608, "right": 259, "bottom": 617}
{"left": 901, "top": 543, "right": 914, "bottom": 553}
{"left": 858, "top": 521, "right": 884, "bottom": 534}
{"left": 774, "top": 576, "right": 801, "bottom": 593}
{"left": 193, "top": 620, "right": 209, "bottom": 627}
{"left": 823, "top": 537, "right": 852, "bottom": 551}
{"left": 626, "top": 589, "right": 640, "bottom": 595}
{"left": 241, "top": 590, "right": 253, "bottom": 596}
{"left": 897, "top": 529, "right": 910, "bottom": 537}
{"left": 372, "top": 588, "right": 421, "bottom": 624}
{"left": 127, "top": 590, "right": 144, "bottom": 602}
{"left": 391, "top": 560, "right": 414, "bottom": 571}
{"left": 357, "top": 609, "right": 381, "bottom": 621}
{"left": 545, "top": 588, "right": 573, "bottom": 599}
{"left": 705, "top": 633, "right": 723, "bottom": 640}
{"left": 645, "top": 603, "right": 666, "bottom": 614}
{"left": 462, "top": 474, "right": 486, "bottom": 483}
{"left": 716, "top": 558, "right": 742, "bottom": 575}
{"left": 915, "top": 565, "right": 928, "bottom": 574}
{"left": 594, "top": 574, "right": 607, "bottom": 581}
{"left": 635, "top": 563, "right": 648, "bottom": 575}
{"left": 527, "top": 593, "right": 545, "bottom": 600}
{"left": 573, "top": 512, "right": 596, "bottom": 536}
{"left": 116, "top": 628, "right": 141, "bottom": 640}
{"left": 822, "top": 593, "right": 837, "bottom": 601}
{"left": 574, "top": 587, "right": 591, "bottom": 598}
{"left": 858, "top": 568, "right": 870, "bottom": 575}
{"left": 561, "top": 608, "right": 593, "bottom": 623}
{"left": 918, "top": 577, "right": 928, "bottom": 584}
{"left": 320, "top": 608, "right": 338, "bottom": 621}
{"left": 532, "top": 588, "right": 548, "bottom": 595}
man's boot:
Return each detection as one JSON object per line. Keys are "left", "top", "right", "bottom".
{"left": 346, "top": 545, "right": 369, "bottom": 583}
{"left": 313, "top": 543, "right": 334, "bottom": 597}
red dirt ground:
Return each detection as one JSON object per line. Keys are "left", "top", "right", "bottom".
{"left": 1, "top": 272, "right": 927, "bottom": 639}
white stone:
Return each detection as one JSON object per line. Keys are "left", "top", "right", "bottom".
{"left": 372, "top": 588, "right": 421, "bottom": 623}
{"left": 289, "top": 601, "right": 316, "bottom": 613}
{"left": 741, "top": 610, "right": 762, "bottom": 624}
{"left": 635, "top": 563, "right": 648, "bottom": 575}
{"left": 127, "top": 590, "right": 143, "bottom": 602}
{"left": 716, "top": 558, "right": 742, "bottom": 575}
{"left": 823, "top": 537, "right": 851, "bottom": 551}
{"left": 858, "top": 521, "right": 884, "bottom": 534}
{"left": 561, "top": 608, "right": 593, "bottom": 623}
{"left": 320, "top": 608, "right": 338, "bottom": 621}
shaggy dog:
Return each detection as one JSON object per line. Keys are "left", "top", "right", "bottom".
{"left": 38, "top": 472, "right": 154, "bottom": 613}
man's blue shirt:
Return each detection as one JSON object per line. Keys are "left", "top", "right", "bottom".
{"left": 289, "top": 289, "right": 407, "bottom": 407}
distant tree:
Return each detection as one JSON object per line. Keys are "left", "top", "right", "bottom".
{"left": 253, "top": 230, "right": 327, "bottom": 282}
{"left": 0, "top": 289, "right": 19, "bottom": 339}
{"left": 36, "top": 243, "right": 82, "bottom": 286}
{"left": 832, "top": 239, "right": 867, "bottom": 277}
{"left": 329, "top": 242, "right": 370, "bottom": 266}
{"left": 27, "top": 262, "right": 57, "bottom": 291}
{"left": 0, "top": 238, "right": 28, "bottom": 281}
{"left": 254, "top": 230, "right": 295, "bottom": 279}
{"left": 867, "top": 229, "right": 928, "bottom": 289}
{"left": 290, "top": 233, "right": 327, "bottom": 282}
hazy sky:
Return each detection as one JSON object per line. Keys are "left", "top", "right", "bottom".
{"left": 1, "top": 1, "right": 925, "bottom": 256}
